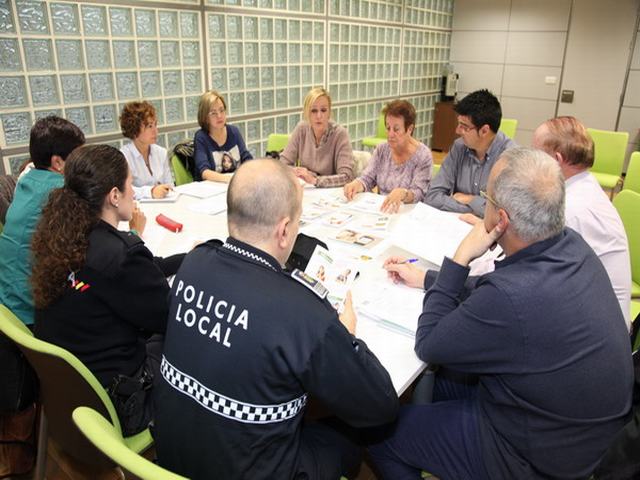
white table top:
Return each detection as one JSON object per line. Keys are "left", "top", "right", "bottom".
{"left": 135, "top": 186, "right": 426, "bottom": 395}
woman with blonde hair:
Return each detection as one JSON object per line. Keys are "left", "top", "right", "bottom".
{"left": 194, "top": 90, "right": 253, "bottom": 182}
{"left": 119, "top": 101, "right": 173, "bottom": 199}
{"left": 280, "top": 87, "right": 354, "bottom": 187}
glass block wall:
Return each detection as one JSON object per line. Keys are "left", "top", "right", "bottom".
{"left": 0, "top": 0, "right": 453, "bottom": 175}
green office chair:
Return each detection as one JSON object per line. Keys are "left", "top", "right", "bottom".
{"left": 171, "top": 154, "right": 194, "bottom": 186}
{"left": 0, "top": 305, "right": 153, "bottom": 473}
{"left": 623, "top": 151, "right": 640, "bottom": 194}
{"left": 73, "top": 407, "right": 188, "bottom": 480}
{"left": 432, "top": 163, "right": 441, "bottom": 178}
{"left": 499, "top": 118, "right": 518, "bottom": 139}
{"left": 612, "top": 190, "right": 640, "bottom": 298}
{"left": 266, "top": 133, "right": 291, "bottom": 153}
{"left": 587, "top": 128, "right": 629, "bottom": 193}
{"left": 362, "top": 111, "right": 387, "bottom": 149}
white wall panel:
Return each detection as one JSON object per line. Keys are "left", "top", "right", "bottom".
{"left": 505, "top": 32, "right": 566, "bottom": 67}
{"left": 502, "top": 65, "right": 562, "bottom": 100}
{"left": 509, "top": 0, "right": 571, "bottom": 32}
{"left": 450, "top": 31, "right": 507, "bottom": 64}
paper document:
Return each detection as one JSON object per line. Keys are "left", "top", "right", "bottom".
{"left": 304, "top": 245, "right": 359, "bottom": 313}
{"left": 138, "top": 190, "right": 180, "bottom": 203}
{"left": 332, "top": 228, "right": 383, "bottom": 249}
{"left": 357, "top": 277, "right": 424, "bottom": 337}
{"left": 175, "top": 181, "right": 227, "bottom": 199}
{"left": 353, "top": 214, "right": 391, "bottom": 232}
{"left": 312, "top": 193, "right": 349, "bottom": 210}
{"left": 187, "top": 196, "right": 227, "bottom": 216}
{"left": 391, "top": 202, "right": 472, "bottom": 266}
{"left": 298, "top": 178, "right": 316, "bottom": 189}
{"left": 347, "top": 192, "right": 385, "bottom": 214}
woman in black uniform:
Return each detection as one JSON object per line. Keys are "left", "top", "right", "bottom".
{"left": 31, "top": 144, "right": 181, "bottom": 435}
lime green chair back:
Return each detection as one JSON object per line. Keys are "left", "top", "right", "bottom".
{"left": 362, "top": 111, "right": 387, "bottom": 148}
{"left": 266, "top": 133, "right": 290, "bottom": 153}
{"left": 0, "top": 305, "right": 152, "bottom": 470}
{"left": 432, "top": 163, "right": 441, "bottom": 178}
{"left": 623, "top": 151, "right": 640, "bottom": 194}
{"left": 587, "top": 128, "right": 629, "bottom": 190}
{"left": 613, "top": 190, "right": 640, "bottom": 297}
{"left": 171, "top": 154, "right": 193, "bottom": 186}
{"left": 499, "top": 118, "right": 518, "bottom": 139}
{"left": 73, "top": 407, "right": 188, "bottom": 480}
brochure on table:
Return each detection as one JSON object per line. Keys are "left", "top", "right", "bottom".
{"left": 304, "top": 245, "right": 360, "bottom": 313}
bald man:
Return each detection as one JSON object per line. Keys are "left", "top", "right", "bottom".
{"left": 153, "top": 159, "right": 398, "bottom": 480}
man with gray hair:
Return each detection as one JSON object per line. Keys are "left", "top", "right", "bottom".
{"left": 154, "top": 159, "right": 399, "bottom": 480}
{"left": 372, "top": 147, "right": 632, "bottom": 479}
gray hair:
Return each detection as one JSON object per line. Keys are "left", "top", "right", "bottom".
{"left": 227, "top": 158, "right": 300, "bottom": 240}
{"left": 493, "top": 147, "right": 565, "bottom": 243}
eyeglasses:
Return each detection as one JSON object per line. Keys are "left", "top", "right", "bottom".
{"left": 457, "top": 121, "right": 477, "bottom": 133}
{"left": 480, "top": 190, "right": 509, "bottom": 218}
{"left": 208, "top": 108, "right": 226, "bottom": 117}
{"left": 479, "top": 189, "right": 498, "bottom": 207}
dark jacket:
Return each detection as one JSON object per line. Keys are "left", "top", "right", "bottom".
{"left": 419, "top": 228, "right": 633, "bottom": 479}
{"left": 154, "top": 237, "right": 399, "bottom": 480}
{"left": 35, "top": 221, "right": 171, "bottom": 386}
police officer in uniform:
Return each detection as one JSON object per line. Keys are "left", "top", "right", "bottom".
{"left": 154, "top": 159, "right": 399, "bottom": 479}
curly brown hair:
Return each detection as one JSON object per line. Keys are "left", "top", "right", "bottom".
{"left": 119, "top": 101, "right": 156, "bottom": 139}
{"left": 31, "top": 145, "right": 128, "bottom": 309}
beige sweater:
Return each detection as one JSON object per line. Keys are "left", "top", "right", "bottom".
{"left": 280, "top": 121, "right": 354, "bottom": 187}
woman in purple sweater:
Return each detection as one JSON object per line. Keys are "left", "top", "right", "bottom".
{"left": 193, "top": 90, "right": 253, "bottom": 182}
{"left": 280, "top": 87, "right": 354, "bottom": 188}
{"left": 344, "top": 100, "right": 432, "bottom": 213}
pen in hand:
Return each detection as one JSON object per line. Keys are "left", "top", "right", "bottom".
{"left": 402, "top": 258, "right": 419, "bottom": 264}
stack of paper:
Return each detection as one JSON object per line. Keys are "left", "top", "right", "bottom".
{"left": 391, "top": 202, "right": 472, "bottom": 266}
{"left": 187, "top": 196, "right": 227, "bottom": 216}
{"left": 175, "top": 181, "right": 228, "bottom": 199}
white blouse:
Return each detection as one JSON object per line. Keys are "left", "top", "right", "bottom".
{"left": 121, "top": 142, "right": 174, "bottom": 199}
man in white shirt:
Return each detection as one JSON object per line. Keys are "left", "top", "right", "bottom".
{"left": 532, "top": 116, "right": 631, "bottom": 329}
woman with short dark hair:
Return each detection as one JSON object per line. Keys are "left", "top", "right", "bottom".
{"left": 0, "top": 115, "right": 85, "bottom": 327}
{"left": 344, "top": 100, "right": 432, "bottom": 213}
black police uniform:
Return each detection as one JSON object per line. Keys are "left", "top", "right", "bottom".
{"left": 154, "top": 237, "right": 399, "bottom": 480}
{"left": 35, "top": 221, "right": 180, "bottom": 433}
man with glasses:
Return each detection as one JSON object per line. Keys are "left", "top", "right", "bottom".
{"left": 374, "top": 147, "right": 632, "bottom": 480}
{"left": 425, "top": 89, "right": 516, "bottom": 217}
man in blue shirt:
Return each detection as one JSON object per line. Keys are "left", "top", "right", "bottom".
{"left": 375, "top": 147, "right": 632, "bottom": 479}
{"left": 425, "top": 89, "right": 516, "bottom": 217}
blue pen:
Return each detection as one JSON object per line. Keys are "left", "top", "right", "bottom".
{"left": 403, "top": 258, "right": 419, "bottom": 264}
